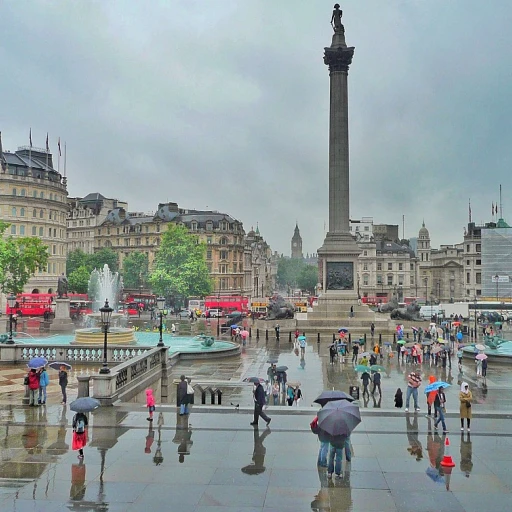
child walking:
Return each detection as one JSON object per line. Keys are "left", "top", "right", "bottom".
{"left": 72, "top": 412, "right": 88, "bottom": 459}
{"left": 146, "top": 388, "right": 156, "bottom": 421}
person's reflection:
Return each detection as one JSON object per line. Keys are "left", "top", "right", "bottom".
{"left": 70, "top": 460, "right": 86, "bottom": 500}
{"left": 241, "top": 426, "right": 271, "bottom": 475}
{"left": 47, "top": 406, "right": 69, "bottom": 455}
{"left": 300, "top": 357, "right": 306, "bottom": 370}
{"left": 145, "top": 423, "right": 155, "bottom": 454}
{"left": 22, "top": 407, "right": 39, "bottom": 454}
{"left": 372, "top": 394, "right": 382, "bottom": 408}
{"left": 460, "top": 433, "right": 473, "bottom": 477}
{"left": 172, "top": 413, "right": 193, "bottom": 463}
{"left": 362, "top": 394, "right": 370, "bottom": 409}
{"left": 311, "top": 467, "right": 330, "bottom": 511}
{"left": 405, "top": 413, "right": 423, "bottom": 461}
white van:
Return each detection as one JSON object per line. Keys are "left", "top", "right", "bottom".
{"left": 419, "top": 305, "right": 440, "bottom": 320}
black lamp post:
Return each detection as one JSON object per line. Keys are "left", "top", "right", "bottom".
{"left": 217, "top": 290, "right": 221, "bottom": 337}
{"left": 157, "top": 296, "right": 166, "bottom": 347}
{"left": 6, "top": 293, "right": 17, "bottom": 344}
{"left": 494, "top": 274, "right": 500, "bottom": 301}
{"left": 474, "top": 296, "right": 478, "bottom": 342}
{"left": 99, "top": 299, "right": 113, "bottom": 374}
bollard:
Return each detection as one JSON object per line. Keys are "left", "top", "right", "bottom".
{"left": 333, "top": 333, "right": 336, "bottom": 342}
{"left": 364, "top": 333, "right": 367, "bottom": 344}
{"left": 249, "top": 327, "right": 252, "bottom": 338}
{"left": 317, "top": 332, "right": 320, "bottom": 344}
{"left": 379, "top": 333, "right": 382, "bottom": 343}
{"left": 256, "top": 328, "right": 259, "bottom": 340}
{"left": 348, "top": 333, "right": 351, "bottom": 344}
{"left": 406, "top": 333, "right": 409, "bottom": 339}
{"left": 302, "top": 331, "right": 305, "bottom": 337}
{"left": 265, "top": 329, "right": 269, "bottom": 341}
{"left": 393, "top": 333, "right": 396, "bottom": 343}
{"left": 289, "top": 331, "right": 292, "bottom": 343}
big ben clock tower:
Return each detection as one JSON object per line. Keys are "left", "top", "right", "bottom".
{"left": 291, "top": 223, "right": 303, "bottom": 259}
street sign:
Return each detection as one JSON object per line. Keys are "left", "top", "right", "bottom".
{"left": 491, "top": 275, "right": 510, "bottom": 283}
{"left": 349, "top": 386, "right": 360, "bottom": 400}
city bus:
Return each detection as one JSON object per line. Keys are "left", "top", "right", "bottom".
{"left": 124, "top": 293, "right": 156, "bottom": 310}
{"left": 5, "top": 292, "right": 92, "bottom": 317}
{"left": 250, "top": 299, "right": 269, "bottom": 316}
{"left": 205, "top": 295, "right": 249, "bottom": 314}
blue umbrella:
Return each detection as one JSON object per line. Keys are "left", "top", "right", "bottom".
{"left": 297, "top": 335, "right": 306, "bottom": 341}
{"left": 426, "top": 466, "right": 445, "bottom": 484}
{"left": 230, "top": 325, "right": 238, "bottom": 329}
{"left": 338, "top": 327, "right": 349, "bottom": 333}
{"left": 383, "top": 341, "right": 392, "bottom": 346}
{"left": 424, "top": 381, "right": 450, "bottom": 394}
{"left": 27, "top": 357, "right": 48, "bottom": 369}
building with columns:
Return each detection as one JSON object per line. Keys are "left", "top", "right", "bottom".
{"left": 244, "top": 226, "right": 277, "bottom": 298}
{"left": 0, "top": 144, "right": 68, "bottom": 293}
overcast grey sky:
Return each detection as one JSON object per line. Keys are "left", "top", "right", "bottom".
{"left": 1, "top": 1, "right": 511, "bottom": 256}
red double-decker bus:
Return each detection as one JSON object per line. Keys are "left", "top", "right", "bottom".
{"left": 124, "top": 293, "right": 156, "bottom": 310}
{"left": 6, "top": 292, "right": 92, "bottom": 317}
{"left": 204, "top": 295, "right": 249, "bottom": 314}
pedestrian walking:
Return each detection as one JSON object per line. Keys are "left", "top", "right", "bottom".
{"left": 459, "top": 382, "right": 472, "bottom": 432}
{"left": 433, "top": 387, "right": 448, "bottom": 433}
{"left": 171, "top": 323, "right": 176, "bottom": 334}
{"left": 177, "top": 375, "right": 190, "bottom": 416}
{"left": 404, "top": 371, "right": 422, "bottom": 412}
{"left": 349, "top": 305, "right": 354, "bottom": 318}
{"left": 59, "top": 366, "right": 68, "bottom": 405}
{"left": 271, "top": 379, "right": 280, "bottom": 405}
{"left": 482, "top": 357, "right": 488, "bottom": 377}
{"left": 370, "top": 322, "right": 375, "bottom": 338}
{"left": 299, "top": 335, "right": 306, "bottom": 357}
{"left": 457, "top": 347, "right": 463, "bottom": 371}
{"left": 286, "top": 385, "right": 295, "bottom": 406}
{"left": 327, "top": 435, "right": 351, "bottom": 478}
{"left": 329, "top": 343, "right": 337, "bottom": 364}
{"left": 251, "top": 381, "right": 271, "bottom": 427}
{"left": 426, "top": 375, "right": 438, "bottom": 418}
{"left": 146, "top": 388, "right": 156, "bottom": 421}
{"left": 274, "top": 324, "right": 280, "bottom": 341}
{"left": 294, "top": 385, "right": 303, "bottom": 406}
{"left": 72, "top": 411, "right": 88, "bottom": 459}
{"left": 352, "top": 343, "right": 359, "bottom": 364}
{"left": 38, "top": 366, "right": 49, "bottom": 405}
{"left": 27, "top": 368, "right": 40, "bottom": 406}
{"left": 361, "top": 370, "right": 370, "bottom": 396}
{"left": 475, "top": 357, "right": 482, "bottom": 376}
{"left": 394, "top": 388, "right": 403, "bottom": 408}
{"left": 310, "top": 415, "right": 329, "bottom": 468}
{"left": 371, "top": 370, "right": 382, "bottom": 395}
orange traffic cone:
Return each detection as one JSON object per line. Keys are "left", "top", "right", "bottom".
{"left": 440, "top": 436, "right": 456, "bottom": 468}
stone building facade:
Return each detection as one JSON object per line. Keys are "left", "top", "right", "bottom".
{"left": 0, "top": 145, "right": 68, "bottom": 293}
{"left": 244, "top": 226, "right": 277, "bottom": 298}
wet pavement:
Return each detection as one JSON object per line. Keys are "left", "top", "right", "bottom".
{"left": 2, "top": 336, "right": 512, "bottom": 511}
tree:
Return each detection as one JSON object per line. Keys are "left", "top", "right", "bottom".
{"left": 122, "top": 252, "right": 149, "bottom": 289}
{"left": 276, "top": 257, "right": 307, "bottom": 289}
{"left": 0, "top": 222, "right": 49, "bottom": 294}
{"left": 297, "top": 265, "right": 318, "bottom": 294}
{"left": 68, "top": 266, "right": 91, "bottom": 294}
{"left": 88, "top": 248, "right": 119, "bottom": 273}
{"left": 149, "top": 224, "right": 213, "bottom": 298}
{"left": 66, "top": 249, "right": 89, "bottom": 276}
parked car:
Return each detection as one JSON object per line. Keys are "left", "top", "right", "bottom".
{"left": 208, "top": 309, "right": 223, "bottom": 318}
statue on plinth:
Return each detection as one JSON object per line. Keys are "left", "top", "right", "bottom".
{"left": 331, "top": 3, "right": 344, "bottom": 33}
{"left": 57, "top": 273, "right": 69, "bottom": 298}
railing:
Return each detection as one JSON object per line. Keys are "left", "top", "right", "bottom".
{"left": 92, "top": 346, "right": 166, "bottom": 405}
{"left": 0, "top": 343, "right": 154, "bottom": 365}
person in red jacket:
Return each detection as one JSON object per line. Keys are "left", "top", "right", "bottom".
{"left": 27, "top": 368, "right": 40, "bottom": 406}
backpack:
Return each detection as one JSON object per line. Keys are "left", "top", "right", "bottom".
{"left": 76, "top": 417, "right": 85, "bottom": 434}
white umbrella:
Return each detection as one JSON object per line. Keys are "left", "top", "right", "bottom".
{"left": 475, "top": 344, "right": 486, "bottom": 351}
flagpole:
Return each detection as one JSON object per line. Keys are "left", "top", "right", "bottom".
{"left": 64, "top": 142, "right": 67, "bottom": 177}
{"left": 29, "top": 128, "right": 32, "bottom": 171}
{"left": 45, "top": 133, "right": 49, "bottom": 172}
{"left": 58, "top": 138, "right": 61, "bottom": 174}
{"left": 500, "top": 184, "right": 503, "bottom": 219}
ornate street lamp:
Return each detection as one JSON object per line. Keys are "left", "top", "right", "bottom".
{"left": 156, "top": 296, "right": 166, "bottom": 347}
{"left": 6, "top": 293, "right": 17, "bottom": 344}
{"left": 99, "top": 299, "right": 113, "bottom": 374}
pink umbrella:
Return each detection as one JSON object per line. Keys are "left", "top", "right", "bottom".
{"left": 240, "top": 330, "right": 249, "bottom": 339}
{"left": 475, "top": 353, "right": 488, "bottom": 360}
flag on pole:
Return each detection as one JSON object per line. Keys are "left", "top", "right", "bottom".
{"left": 46, "top": 133, "right": 49, "bottom": 152}
{"left": 58, "top": 137, "right": 61, "bottom": 156}
{"left": 492, "top": 202, "right": 495, "bottom": 215}
{"left": 469, "top": 199, "right": 472, "bottom": 222}
{"left": 29, "top": 128, "right": 33, "bottom": 148}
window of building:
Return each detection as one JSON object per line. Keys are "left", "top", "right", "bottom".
{"left": 387, "top": 263, "right": 392, "bottom": 270}
{"left": 206, "top": 250, "right": 212, "bottom": 260}
{"left": 191, "top": 221, "right": 198, "bottom": 231}
{"left": 476, "top": 289, "right": 481, "bottom": 296}
{"left": 466, "top": 260, "right": 470, "bottom": 265}
{"left": 32, "top": 226, "right": 37, "bottom": 235}
{"left": 233, "top": 263, "right": 237, "bottom": 273}
{"left": 220, "top": 237, "right": 228, "bottom": 245}
{"left": 376, "top": 275, "right": 382, "bottom": 285}
{"left": 53, "top": 228, "right": 56, "bottom": 237}
{"left": 21, "top": 189, "right": 26, "bottom": 196}
{"left": 135, "top": 238, "right": 141, "bottom": 245}
{"left": 364, "top": 226, "right": 369, "bottom": 231}
{"left": 398, "top": 275, "right": 404, "bottom": 285}
{"left": 399, "top": 263, "right": 403, "bottom": 271}
{"left": 411, "top": 275, "right": 415, "bottom": 285}
{"left": 363, "top": 250, "right": 367, "bottom": 256}
{"left": 377, "top": 263, "right": 382, "bottom": 271}
{"left": 476, "top": 244, "right": 481, "bottom": 252}
{"left": 12, "top": 188, "right": 16, "bottom": 196}
{"left": 476, "top": 259, "right": 481, "bottom": 266}
{"left": 39, "top": 227, "right": 43, "bottom": 236}
{"left": 40, "top": 209, "right": 44, "bottom": 218}
{"left": 220, "top": 250, "right": 228, "bottom": 260}
{"left": 125, "top": 239, "right": 130, "bottom": 246}
{"left": 52, "top": 245, "right": 56, "bottom": 255}
{"left": 207, "top": 263, "right": 212, "bottom": 272}
{"left": 363, "top": 274, "right": 369, "bottom": 285}
{"left": 410, "top": 263, "right": 414, "bottom": 270}
{"left": 220, "top": 264, "right": 227, "bottom": 274}
{"left": 20, "top": 207, "right": 25, "bottom": 217}
{"left": 466, "top": 244, "right": 470, "bottom": 252}
{"left": 363, "top": 263, "right": 368, "bottom": 271}
{"left": 466, "top": 272, "right": 470, "bottom": 284}
{"left": 206, "top": 221, "right": 213, "bottom": 231}
{"left": 476, "top": 273, "right": 481, "bottom": 284}
{"left": 207, "top": 236, "right": 212, "bottom": 244}
{"left": 11, "top": 207, "right": 16, "bottom": 216}
{"left": 10, "top": 225, "right": 16, "bottom": 234}
{"left": 387, "top": 275, "right": 393, "bottom": 285}
{"left": 33, "top": 191, "right": 37, "bottom": 198}
{"left": 40, "top": 192, "right": 44, "bottom": 198}
{"left": 19, "top": 226, "right": 25, "bottom": 235}
{"left": 156, "top": 224, "right": 160, "bottom": 232}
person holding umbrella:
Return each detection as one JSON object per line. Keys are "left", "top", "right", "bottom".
{"left": 361, "top": 369, "right": 371, "bottom": 397}
{"left": 59, "top": 365, "right": 68, "bottom": 405}
{"left": 251, "top": 379, "right": 271, "bottom": 427}
{"left": 27, "top": 368, "right": 40, "bottom": 406}
{"left": 433, "top": 386, "right": 448, "bottom": 433}
{"left": 72, "top": 411, "right": 88, "bottom": 459}
{"left": 459, "top": 382, "right": 472, "bottom": 432}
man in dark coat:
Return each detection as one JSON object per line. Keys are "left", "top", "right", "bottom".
{"left": 177, "top": 375, "right": 189, "bottom": 415}
{"left": 250, "top": 381, "right": 271, "bottom": 427}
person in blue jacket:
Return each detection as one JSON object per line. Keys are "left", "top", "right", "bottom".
{"left": 38, "top": 366, "right": 50, "bottom": 404}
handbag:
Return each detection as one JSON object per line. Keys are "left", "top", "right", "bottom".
{"left": 186, "top": 384, "right": 194, "bottom": 395}
{"left": 24, "top": 376, "right": 29, "bottom": 385}
{"left": 466, "top": 401, "right": 471, "bottom": 408}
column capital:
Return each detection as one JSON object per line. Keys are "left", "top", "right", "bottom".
{"left": 324, "top": 46, "right": 355, "bottom": 73}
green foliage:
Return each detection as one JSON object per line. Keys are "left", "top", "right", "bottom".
{"left": 88, "top": 248, "right": 119, "bottom": 273}
{"left": 277, "top": 257, "right": 307, "bottom": 288}
{"left": 297, "top": 265, "right": 318, "bottom": 294}
{"left": 66, "top": 249, "right": 89, "bottom": 276}
{"left": 0, "top": 222, "right": 49, "bottom": 294}
{"left": 122, "top": 252, "right": 149, "bottom": 289}
{"left": 68, "top": 266, "right": 90, "bottom": 294}
{"left": 149, "top": 224, "right": 213, "bottom": 298}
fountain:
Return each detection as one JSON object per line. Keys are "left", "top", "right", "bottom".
{"left": 72, "top": 264, "right": 136, "bottom": 345}
{"left": 462, "top": 334, "right": 512, "bottom": 363}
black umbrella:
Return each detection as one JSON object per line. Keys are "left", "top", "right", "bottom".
{"left": 314, "top": 390, "right": 354, "bottom": 407}
{"left": 48, "top": 361, "right": 72, "bottom": 371}
{"left": 69, "top": 397, "right": 100, "bottom": 413}
{"left": 276, "top": 365, "right": 288, "bottom": 372}
{"left": 266, "top": 358, "right": 278, "bottom": 364}
{"left": 243, "top": 377, "right": 265, "bottom": 384}
{"left": 317, "top": 400, "right": 361, "bottom": 437}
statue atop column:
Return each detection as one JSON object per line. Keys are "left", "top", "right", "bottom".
{"left": 331, "top": 3, "right": 344, "bottom": 33}
{"left": 57, "top": 273, "right": 69, "bottom": 298}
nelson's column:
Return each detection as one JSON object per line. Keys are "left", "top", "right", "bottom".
{"left": 317, "top": 4, "right": 360, "bottom": 302}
